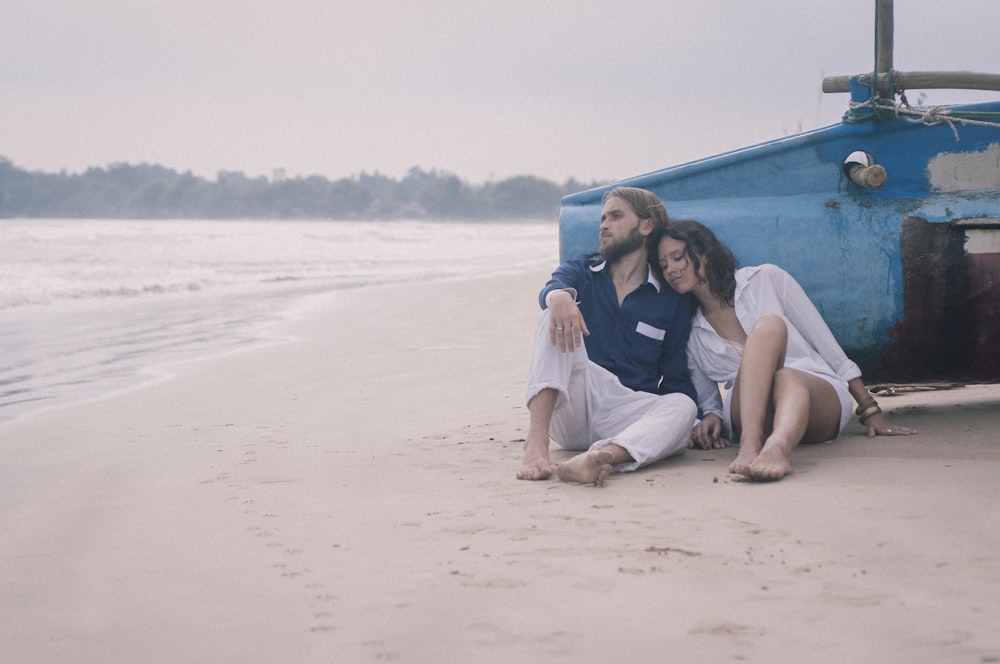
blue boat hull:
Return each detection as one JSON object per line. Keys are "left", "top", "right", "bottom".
{"left": 559, "top": 102, "right": 1000, "bottom": 383}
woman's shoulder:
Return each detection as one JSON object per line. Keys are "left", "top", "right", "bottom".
{"left": 741, "top": 263, "right": 795, "bottom": 284}
{"left": 743, "top": 263, "right": 788, "bottom": 276}
{"left": 737, "top": 264, "right": 800, "bottom": 301}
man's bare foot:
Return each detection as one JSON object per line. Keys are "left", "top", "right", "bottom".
{"left": 517, "top": 454, "right": 552, "bottom": 480}
{"left": 746, "top": 441, "right": 793, "bottom": 481}
{"left": 556, "top": 450, "right": 614, "bottom": 486}
{"left": 728, "top": 444, "right": 760, "bottom": 476}
{"left": 517, "top": 444, "right": 553, "bottom": 480}
{"left": 517, "top": 429, "right": 554, "bottom": 480}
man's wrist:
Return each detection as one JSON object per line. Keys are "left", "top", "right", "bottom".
{"left": 545, "top": 288, "right": 577, "bottom": 307}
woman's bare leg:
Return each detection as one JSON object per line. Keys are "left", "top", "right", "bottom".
{"left": 748, "top": 369, "right": 840, "bottom": 481}
{"left": 728, "top": 315, "right": 787, "bottom": 475}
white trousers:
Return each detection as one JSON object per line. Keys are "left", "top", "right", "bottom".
{"left": 525, "top": 311, "right": 697, "bottom": 472}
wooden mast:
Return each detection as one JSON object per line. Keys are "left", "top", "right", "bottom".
{"left": 874, "top": 0, "right": 893, "bottom": 94}
{"left": 822, "top": 0, "right": 1000, "bottom": 94}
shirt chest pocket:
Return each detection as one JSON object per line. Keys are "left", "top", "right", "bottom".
{"left": 635, "top": 321, "right": 666, "bottom": 341}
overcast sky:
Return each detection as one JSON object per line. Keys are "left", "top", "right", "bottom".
{"left": 4, "top": 0, "right": 999, "bottom": 184}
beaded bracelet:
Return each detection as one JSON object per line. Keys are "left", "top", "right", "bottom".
{"left": 854, "top": 396, "right": 876, "bottom": 415}
{"left": 855, "top": 395, "right": 882, "bottom": 424}
{"left": 857, "top": 404, "right": 882, "bottom": 424}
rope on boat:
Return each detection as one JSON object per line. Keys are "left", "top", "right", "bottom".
{"left": 844, "top": 70, "right": 1000, "bottom": 139}
{"left": 847, "top": 98, "right": 1000, "bottom": 140}
{"left": 868, "top": 382, "right": 965, "bottom": 396}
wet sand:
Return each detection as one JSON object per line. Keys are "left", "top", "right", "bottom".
{"left": 2, "top": 268, "right": 998, "bottom": 663}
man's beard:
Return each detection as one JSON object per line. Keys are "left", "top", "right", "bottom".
{"left": 599, "top": 226, "right": 644, "bottom": 263}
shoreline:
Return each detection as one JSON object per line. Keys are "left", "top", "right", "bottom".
{"left": 2, "top": 268, "right": 999, "bottom": 663}
{"left": 0, "top": 217, "right": 558, "bottom": 425}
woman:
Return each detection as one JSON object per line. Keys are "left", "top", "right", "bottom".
{"left": 653, "top": 221, "right": 915, "bottom": 481}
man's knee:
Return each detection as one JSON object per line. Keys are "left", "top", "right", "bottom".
{"left": 649, "top": 392, "right": 698, "bottom": 426}
{"left": 674, "top": 394, "right": 699, "bottom": 426}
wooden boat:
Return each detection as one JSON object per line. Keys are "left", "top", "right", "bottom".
{"left": 558, "top": 0, "right": 1000, "bottom": 384}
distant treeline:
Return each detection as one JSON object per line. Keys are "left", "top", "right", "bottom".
{"left": 0, "top": 157, "right": 605, "bottom": 220}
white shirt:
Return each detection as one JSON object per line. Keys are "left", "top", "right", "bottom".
{"left": 687, "top": 264, "right": 862, "bottom": 421}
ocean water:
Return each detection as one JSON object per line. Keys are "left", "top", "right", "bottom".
{"left": 0, "top": 218, "right": 557, "bottom": 423}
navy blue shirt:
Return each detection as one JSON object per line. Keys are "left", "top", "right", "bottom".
{"left": 539, "top": 258, "right": 696, "bottom": 402}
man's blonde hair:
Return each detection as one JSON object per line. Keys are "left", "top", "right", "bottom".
{"left": 602, "top": 187, "right": 670, "bottom": 240}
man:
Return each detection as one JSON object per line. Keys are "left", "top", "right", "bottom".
{"left": 518, "top": 187, "right": 697, "bottom": 484}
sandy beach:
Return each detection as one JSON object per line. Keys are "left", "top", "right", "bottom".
{"left": 2, "top": 267, "right": 999, "bottom": 663}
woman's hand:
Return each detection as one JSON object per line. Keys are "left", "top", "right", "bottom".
{"left": 864, "top": 411, "right": 917, "bottom": 438}
{"left": 547, "top": 291, "right": 590, "bottom": 352}
{"left": 690, "top": 413, "right": 731, "bottom": 449}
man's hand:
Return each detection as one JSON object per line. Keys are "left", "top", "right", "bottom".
{"left": 547, "top": 290, "right": 590, "bottom": 352}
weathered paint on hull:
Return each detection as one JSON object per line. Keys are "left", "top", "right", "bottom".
{"left": 559, "top": 101, "right": 1000, "bottom": 383}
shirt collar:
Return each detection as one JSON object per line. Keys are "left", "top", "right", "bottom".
{"left": 733, "top": 265, "right": 761, "bottom": 298}
{"left": 589, "top": 260, "right": 662, "bottom": 293}
{"left": 692, "top": 265, "right": 761, "bottom": 329}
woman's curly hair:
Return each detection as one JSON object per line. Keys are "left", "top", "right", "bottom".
{"left": 649, "top": 219, "right": 738, "bottom": 306}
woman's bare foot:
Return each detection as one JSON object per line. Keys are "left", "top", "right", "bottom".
{"left": 728, "top": 443, "right": 761, "bottom": 476}
{"left": 556, "top": 450, "right": 614, "bottom": 486}
{"left": 746, "top": 440, "right": 793, "bottom": 481}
